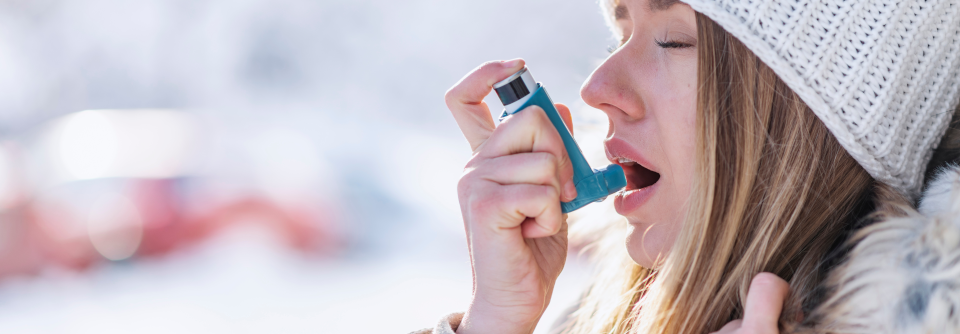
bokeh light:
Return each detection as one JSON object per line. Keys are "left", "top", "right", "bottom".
{"left": 85, "top": 192, "right": 144, "bottom": 261}
{"left": 57, "top": 110, "right": 118, "bottom": 180}
{"left": 53, "top": 109, "right": 198, "bottom": 182}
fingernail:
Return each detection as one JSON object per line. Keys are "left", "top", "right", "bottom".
{"left": 502, "top": 58, "right": 522, "bottom": 68}
{"left": 564, "top": 180, "right": 577, "bottom": 201}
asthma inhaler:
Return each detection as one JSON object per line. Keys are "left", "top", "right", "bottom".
{"left": 493, "top": 67, "right": 626, "bottom": 213}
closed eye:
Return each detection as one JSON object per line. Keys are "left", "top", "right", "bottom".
{"left": 611, "top": 38, "right": 693, "bottom": 53}
{"left": 655, "top": 38, "right": 693, "bottom": 49}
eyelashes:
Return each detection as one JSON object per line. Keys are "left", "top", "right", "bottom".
{"left": 654, "top": 38, "right": 694, "bottom": 49}
{"left": 608, "top": 39, "right": 695, "bottom": 53}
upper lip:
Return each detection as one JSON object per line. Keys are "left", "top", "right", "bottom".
{"left": 604, "top": 137, "right": 658, "bottom": 173}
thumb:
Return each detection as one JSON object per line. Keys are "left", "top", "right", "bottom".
{"left": 741, "top": 272, "right": 789, "bottom": 333}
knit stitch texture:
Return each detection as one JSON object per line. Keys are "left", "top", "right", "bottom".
{"left": 681, "top": 0, "right": 960, "bottom": 196}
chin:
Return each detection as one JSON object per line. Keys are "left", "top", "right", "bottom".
{"left": 624, "top": 220, "right": 677, "bottom": 268}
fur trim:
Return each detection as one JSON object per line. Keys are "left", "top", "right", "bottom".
{"left": 797, "top": 165, "right": 960, "bottom": 333}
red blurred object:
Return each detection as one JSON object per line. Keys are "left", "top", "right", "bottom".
{"left": 0, "top": 206, "right": 46, "bottom": 277}
{"left": 28, "top": 198, "right": 101, "bottom": 271}
{"left": 128, "top": 178, "right": 341, "bottom": 256}
{"left": 129, "top": 179, "right": 186, "bottom": 256}
{"left": 186, "top": 196, "right": 338, "bottom": 253}
{"left": 0, "top": 178, "right": 342, "bottom": 280}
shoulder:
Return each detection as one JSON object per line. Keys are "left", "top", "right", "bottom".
{"left": 796, "top": 165, "right": 960, "bottom": 334}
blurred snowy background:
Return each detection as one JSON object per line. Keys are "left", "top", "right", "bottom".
{"left": 0, "top": 0, "right": 615, "bottom": 332}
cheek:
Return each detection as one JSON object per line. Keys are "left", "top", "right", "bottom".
{"left": 665, "top": 92, "right": 698, "bottom": 197}
{"left": 627, "top": 109, "right": 695, "bottom": 268}
{"left": 652, "top": 69, "right": 698, "bottom": 200}
{"left": 663, "top": 56, "right": 699, "bottom": 193}
{"left": 625, "top": 58, "right": 698, "bottom": 267}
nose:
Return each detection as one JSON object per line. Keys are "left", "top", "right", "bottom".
{"left": 580, "top": 50, "right": 645, "bottom": 123}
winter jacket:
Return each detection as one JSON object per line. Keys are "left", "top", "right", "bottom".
{"left": 789, "top": 170, "right": 960, "bottom": 333}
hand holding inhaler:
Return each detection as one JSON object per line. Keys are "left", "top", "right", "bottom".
{"left": 493, "top": 67, "right": 626, "bottom": 212}
{"left": 447, "top": 60, "right": 625, "bottom": 334}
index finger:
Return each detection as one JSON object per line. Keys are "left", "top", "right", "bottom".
{"left": 445, "top": 59, "right": 526, "bottom": 152}
{"left": 741, "top": 272, "right": 789, "bottom": 333}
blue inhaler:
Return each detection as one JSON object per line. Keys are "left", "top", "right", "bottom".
{"left": 493, "top": 67, "right": 626, "bottom": 213}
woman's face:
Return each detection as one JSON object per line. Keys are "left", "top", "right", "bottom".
{"left": 581, "top": 0, "right": 698, "bottom": 267}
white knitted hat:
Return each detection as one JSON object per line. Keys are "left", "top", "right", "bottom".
{"left": 678, "top": 0, "right": 960, "bottom": 196}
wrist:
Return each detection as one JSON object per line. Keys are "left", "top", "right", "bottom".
{"left": 456, "top": 300, "right": 541, "bottom": 334}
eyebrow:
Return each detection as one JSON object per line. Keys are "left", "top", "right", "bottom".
{"left": 650, "top": 0, "right": 680, "bottom": 11}
{"left": 613, "top": 0, "right": 681, "bottom": 20}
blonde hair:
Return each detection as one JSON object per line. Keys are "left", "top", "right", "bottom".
{"left": 564, "top": 10, "right": 879, "bottom": 334}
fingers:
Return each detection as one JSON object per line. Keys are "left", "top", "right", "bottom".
{"left": 741, "top": 272, "right": 789, "bottom": 333}
{"left": 469, "top": 183, "right": 563, "bottom": 238}
{"left": 555, "top": 103, "right": 573, "bottom": 136}
{"left": 478, "top": 152, "right": 574, "bottom": 202}
{"left": 481, "top": 106, "right": 577, "bottom": 200}
{"left": 520, "top": 215, "right": 561, "bottom": 239}
{"left": 502, "top": 184, "right": 564, "bottom": 239}
{"left": 460, "top": 151, "right": 566, "bottom": 238}
{"left": 446, "top": 59, "right": 527, "bottom": 152}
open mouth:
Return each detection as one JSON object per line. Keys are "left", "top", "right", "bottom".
{"left": 616, "top": 157, "right": 660, "bottom": 191}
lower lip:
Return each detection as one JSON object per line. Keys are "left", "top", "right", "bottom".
{"left": 614, "top": 181, "right": 659, "bottom": 215}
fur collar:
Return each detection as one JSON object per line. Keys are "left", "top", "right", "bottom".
{"left": 796, "top": 165, "right": 960, "bottom": 333}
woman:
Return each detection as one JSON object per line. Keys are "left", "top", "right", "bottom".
{"left": 421, "top": 0, "right": 960, "bottom": 332}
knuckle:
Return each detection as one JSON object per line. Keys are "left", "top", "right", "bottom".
{"left": 534, "top": 153, "right": 560, "bottom": 183}
{"left": 541, "top": 185, "right": 560, "bottom": 201}
{"left": 531, "top": 152, "right": 557, "bottom": 170}
{"left": 443, "top": 86, "right": 458, "bottom": 106}
{"left": 540, "top": 151, "right": 559, "bottom": 166}
{"left": 457, "top": 166, "right": 484, "bottom": 195}
{"left": 457, "top": 173, "right": 474, "bottom": 195}
{"left": 544, "top": 150, "right": 563, "bottom": 167}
